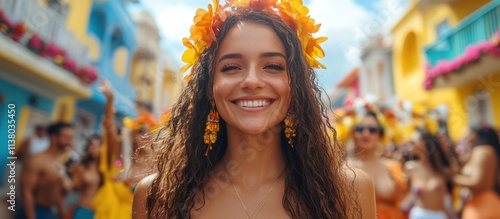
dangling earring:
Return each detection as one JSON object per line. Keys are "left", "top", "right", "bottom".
{"left": 204, "top": 102, "right": 219, "bottom": 156}
{"left": 284, "top": 113, "right": 297, "bottom": 148}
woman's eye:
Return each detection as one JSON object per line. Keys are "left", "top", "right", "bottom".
{"left": 220, "top": 65, "right": 240, "bottom": 72}
{"left": 264, "top": 64, "right": 285, "bottom": 71}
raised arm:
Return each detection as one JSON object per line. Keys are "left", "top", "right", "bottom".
{"left": 20, "top": 158, "right": 39, "bottom": 219}
{"left": 99, "top": 79, "right": 120, "bottom": 167}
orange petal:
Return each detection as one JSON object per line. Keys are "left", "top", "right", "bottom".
{"left": 316, "top": 36, "right": 328, "bottom": 43}
{"left": 181, "top": 63, "right": 192, "bottom": 73}
{"left": 183, "top": 72, "right": 194, "bottom": 82}
{"left": 182, "top": 37, "right": 194, "bottom": 48}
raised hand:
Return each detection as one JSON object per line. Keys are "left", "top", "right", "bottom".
{"left": 98, "top": 79, "right": 114, "bottom": 99}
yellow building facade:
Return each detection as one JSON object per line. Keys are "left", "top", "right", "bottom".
{"left": 391, "top": 0, "right": 500, "bottom": 140}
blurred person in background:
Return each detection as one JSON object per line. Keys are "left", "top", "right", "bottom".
{"left": 18, "top": 122, "right": 74, "bottom": 219}
{"left": 435, "top": 131, "right": 460, "bottom": 172}
{"left": 349, "top": 111, "right": 407, "bottom": 219}
{"left": 65, "top": 134, "right": 102, "bottom": 219}
{"left": 403, "top": 128, "right": 455, "bottom": 219}
{"left": 453, "top": 125, "right": 500, "bottom": 219}
{"left": 18, "top": 124, "right": 49, "bottom": 161}
{"left": 121, "top": 101, "right": 157, "bottom": 192}
{"left": 123, "top": 126, "right": 153, "bottom": 192}
{"left": 83, "top": 79, "right": 133, "bottom": 219}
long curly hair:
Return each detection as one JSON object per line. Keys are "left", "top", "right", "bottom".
{"left": 145, "top": 9, "right": 361, "bottom": 218}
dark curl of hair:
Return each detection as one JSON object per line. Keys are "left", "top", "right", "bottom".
{"left": 145, "top": 9, "right": 361, "bottom": 218}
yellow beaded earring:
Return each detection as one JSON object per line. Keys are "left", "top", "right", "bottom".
{"left": 284, "top": 113, "right": 297, "bottom": 148}
{"left": 204, "top": 102, "right": 219, "bottom": 156}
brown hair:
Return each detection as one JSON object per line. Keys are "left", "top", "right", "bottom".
{"left": 145, "top": 9, "right": 360, "bottom": 218}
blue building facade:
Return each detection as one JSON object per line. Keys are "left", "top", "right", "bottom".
{"left": 76, "top": 0, "right": 138, "bottom": 134}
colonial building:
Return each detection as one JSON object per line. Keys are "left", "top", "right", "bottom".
{"left": 391, "top": 0, "right": 500, "bottom": 140}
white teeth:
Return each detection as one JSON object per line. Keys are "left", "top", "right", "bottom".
{"left": 236, "top": 100, "right": 271, "bottom": 108}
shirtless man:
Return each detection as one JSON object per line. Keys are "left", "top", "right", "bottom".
{"left": 19, "top": 122, "right": 73, "bottom": 219}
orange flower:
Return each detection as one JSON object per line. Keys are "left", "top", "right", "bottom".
{"left": 181, "top": 0, "right": 328, "bottom": 78}
{"left": 277, "top": 0, "right": 327, "bottom": 69}
{"left": 181, "top": 0, "right": 224, "bottom": 74}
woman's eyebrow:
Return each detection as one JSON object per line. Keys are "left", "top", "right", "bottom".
{"left": 260, "top": 52, "right": 286, "bottom": 59}
{"left": 218, "top": 52, "right": 285, "bottom": 63}
{"left": 218, "top": 53, "right": 242, "bottom": 63}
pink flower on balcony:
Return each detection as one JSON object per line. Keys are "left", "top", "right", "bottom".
{"left": 482, "top": 41, "right": 500, "bottom": 57}
{"left": 423, "top": 78, "right": 433, "bottom": 90}
{"left": 87, "top": 67, "right": 98, "bottom": 83}
{"left": 41, "top": 43, "right": 59, "bottom": 58}
{"left": 455, "top": 55, "right": 468, "bottom": 68}
{"left": 464, "top": 44, "right": 482, "bottom": 61}
{"left": 27, "top": 34, "right": 44, "bottom": 53}
{"left": 79, "top": 66, "right": 98, "bottom": 84}
{"left": 425, "top": 32, "right": 500, "bottom": 90}
{"left": 435, "top": 60, "right": 451, "bottom": 75}
{"left": 10, "top": 22, "right": 27, "bottom": 42}
{"left": 0, "top": 10, "right": 13, "bottom": 32}
{"left": 62, "top": 59, "right": 78, "bottom": 74}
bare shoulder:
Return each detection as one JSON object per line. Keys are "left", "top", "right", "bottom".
{"left": 344, "top": 166, "right": 376, "bottom": 219}
{"left": 132, "top": 174, "right": 156, "bottom": 219}
{"left": 471, "top": 146, "right": 498, "bottom": 168}
{"left": 344, "top": 166, "right": 373, "bottom": 188}
{"left": 473, "top": 146, "right": 496, "bottom": 156}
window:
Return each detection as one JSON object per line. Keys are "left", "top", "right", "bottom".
{"left": 401, "top": 32, "right": 419, "bottom": 75}
{"left": 466, "top": 90, "right": 493, "bottom": 127}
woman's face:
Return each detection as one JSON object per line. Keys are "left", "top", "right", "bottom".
{"left": 463, "top": 128, "right": 477, "bottom": 148}
{"left": 89, "top": 138, "right": 101, "bottom": 158}
{"left": 410, "top": 132, "right": 426, "bottom": 155}
{"left": 353, "top": 116, "right": 381, "bottom": 151}
{"left": 213, "top": 21, "right": 291, "bottom": 135}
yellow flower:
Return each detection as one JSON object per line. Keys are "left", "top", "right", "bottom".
{"left": 277, "top": 0, "right": 327, "bottom": 69}
{"left": 181, "top": 0, "right": 328, "bottom": 79}
{"left": 181, "top": 0, "right": 223, "bottom": 74}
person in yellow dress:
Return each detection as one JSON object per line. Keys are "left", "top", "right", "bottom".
{"left": 67, "top": 79, "right": 134, "bottom": 219}
{"left": 91, "top": 79, "right": 134, "bottom": 219}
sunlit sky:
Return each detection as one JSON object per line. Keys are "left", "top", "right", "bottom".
{"left": 130, "top": 0, "right": 409, "bottom": 93}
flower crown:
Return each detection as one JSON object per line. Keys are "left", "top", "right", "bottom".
{"left": 181, "top": 0, "right": 328, "bottom": 80}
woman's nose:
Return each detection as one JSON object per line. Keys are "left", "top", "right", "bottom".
{"left": 241, "top": 66, "right": 264, "bottom": 89}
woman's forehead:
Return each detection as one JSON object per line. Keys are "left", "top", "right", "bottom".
{"left": 217, "top": 21, "right": 285, "bottom": 55}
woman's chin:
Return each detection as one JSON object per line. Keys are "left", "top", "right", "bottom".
{"left": 230, "top": 123, "right": 280, "bottom": 136}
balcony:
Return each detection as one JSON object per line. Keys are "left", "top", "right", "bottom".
{"left": 424, "top": 1, "right": 500, "bottom": 89}
{"left": 425, "top": 1, "right": 500, "bottom": 67}
{"left": 0, "top": 0, "right": 90, "bottom": 66}
{"left": 0, "top": 0, "right": 92, "bottom": 98}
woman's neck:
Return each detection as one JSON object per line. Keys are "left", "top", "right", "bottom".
{"left": 220, "top": 127, "right": 286, "bottom": 187}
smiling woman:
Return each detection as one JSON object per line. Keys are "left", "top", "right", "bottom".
{"left": 132, "top": 1, "right": 375, "bottom": 219}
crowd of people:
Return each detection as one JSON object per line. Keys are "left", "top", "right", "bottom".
{"left": 6, "top": 80, "right": 153, "bottom": 219}
{"left": 339, "top": 105, "right": 500, "bottom": 219}
{"left": 3, "top": 0, "right": 500, "bottom": 218}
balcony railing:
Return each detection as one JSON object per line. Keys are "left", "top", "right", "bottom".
{"left": 425, "top": 1, "right": 500, "bottom": 67}
{"left": 0, "top": 0, "right": 90, "bottom": 66}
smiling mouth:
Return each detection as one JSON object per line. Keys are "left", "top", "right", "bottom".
{"left": 232, "top": 99, "right": 274, "bottom": 108}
